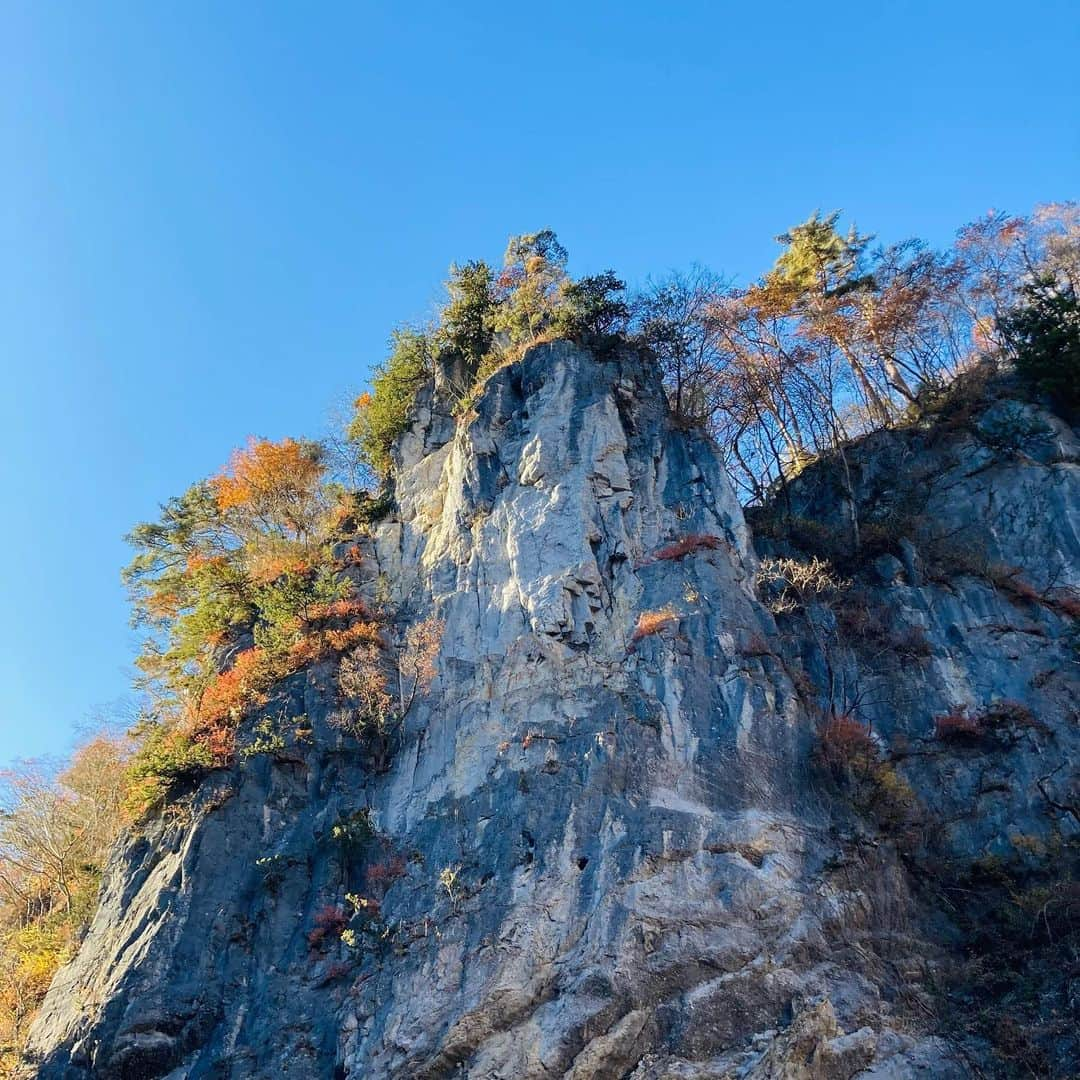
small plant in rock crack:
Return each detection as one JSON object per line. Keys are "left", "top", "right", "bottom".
{"left": 366, "top": 855, "right": 407, "bottom": 897}
{"left": 438, "top": 865, "right": 460, "bottom": 902}
{"left": 238, "top": 714, "right": 288, "bottom": 761}
{"left": 756, "top": 556, "right": 848, "bottom": 615}
{"left": 345, "top": 892, "right": 382, "bottom": 921}
{"left": 934, "top": 699, "right": 1046, "bottom": 747}
{"left": 933, "top": 706, "right": 983, "bottom": 742}
{"left": 331, "top": 808, "right": 375, "bottom": 852}
{"left": 255, "top": 853, "right": 289, "bottom": 892}
{"left": 307, "top": 904, "right": 349, "bottom": 951}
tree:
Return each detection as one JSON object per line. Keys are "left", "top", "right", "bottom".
{"left": 435, "top": 260, "right": 498, "bottom": 376}
{"left": 0, "top": 765, "right": 83, "bottom": 915}
{"left": 123, "top": 483, "right": 253, "bottom": 702}
{"left": 123, "top": 435, "right": 352, "bottom": 724}
{"left": 999, "top": 276, "right": 1080, "bottom": 408}
{"left": 395, "top": 616, "right": 444, "bottom": 719}
{"left": 556, "top": 271, "right": 629, "bottom": 339}
{"left": 331, "top": 615, "right": 443, "bottom": 770}
{"left": 0, "top": 734, "right": 128, "bottom": 1071}
{"left": 631, "top": 267, "right": 729, "bottom": 426}
{"left": 493, "top": 230, "right": 569, "bottom": 348}
{"left": 761, "top": 212, "right": 900, "bottom": 427}
{"left": 766, "top": 210, "right": 871, "bottom": 297}
{"left": 211, "top": 437, "right": 327, "bottom": 543}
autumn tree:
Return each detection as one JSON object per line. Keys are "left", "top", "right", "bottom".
{"left": 395, "top": 616, "right": 444, "bottom": 719}
{"left": 1, "top": 734, "right": 128, "bottom": 1070}
{"left": 123, "top": 434, "right": 363, "bottom": 781}
{"left": 211, "top": 437, "right": 327, "bottom": 544}
{"left": 123, "top": 483, "right": 252, "bottom": 702}
{"left": 331, "top": 615, "right": 443, "bottom": 770}
{"left": 493, "top": 230, "right": 570, "bottom": 349}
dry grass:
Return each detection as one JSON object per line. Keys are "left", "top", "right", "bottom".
{"left": 1048, "top": 587, "right": 1080, "bottom": 619}
{"left": 630, "top": 605, "right": 679, "bottom": 644}
{"left": 934, "top": 700, "right": 1043, "bottom": 744}
{"left": 816, "top": 712, "right": 877, "bottom": 775}
{"left": 757, "top": 556, "right": 848, "bottom": 614}
{"left": 650, "top": 533, "right": 724, "bottom": 563}
{"left": 933, "top": 706, "right": 982, "bottom": 741}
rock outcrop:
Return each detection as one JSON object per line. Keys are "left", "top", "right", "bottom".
{"left": 24, "top": 343, "right": 1079, "bottom": 1078}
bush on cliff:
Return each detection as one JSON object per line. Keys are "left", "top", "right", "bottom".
{"left": 122, "top": 436, "right": 380, "bottom": 807}
{"left": 348, "top": 328, "right": 434, "bottom": 479}
{"left": 348, "top": 231, "right": 631, "bottom": 474}
{"left": 998, "top": 276, "right": 1080, "bottom": 410}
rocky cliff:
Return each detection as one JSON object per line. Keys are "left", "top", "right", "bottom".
{"left": 25, "top": 343, "right": 1079, "bottom": 1078}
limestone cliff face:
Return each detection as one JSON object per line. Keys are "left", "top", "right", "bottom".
{"left": 25, "top": 344, "right": 1079, "bottom": 1078}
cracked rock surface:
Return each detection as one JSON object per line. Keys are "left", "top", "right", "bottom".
{"left": 24, "top": 343, "right": 1078, "bottom": 1078}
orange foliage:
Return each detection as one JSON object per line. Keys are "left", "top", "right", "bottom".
{"left": 197, "top": 647, "right": 273, "bottom": 728}
{"left": 282, "top": 597, "right": 382, "bottom": 663}
{"left": 145, "top": 591, "right": 183, "bottom": 619}
{"left": 186, "top": 552, "right": 229, "bottom": 574}
{"left": 322, "top": 622, "right": 381, "bottom": 654}
{"left": 194, "top": 719, "right": 236, "bottom": 765}
{"left": 816, "top": 713, "right": 878, "bottom": 774}
{"left": 210, "top": 437, "right": 325, "bottom": 540}
{"left": 247, "top": 549, "right": 314, "bottom": 586}
{"left": 305, "top": 598, "right": 372, "bottom": 623}
{"left": 651, "top": 533, "right": 724, "bottom": 563}
{"left": 933, "top": 706, "right": 982, "bottom": 741}
{"left": 630, "top": 605, "right": 679, "bottom": 644}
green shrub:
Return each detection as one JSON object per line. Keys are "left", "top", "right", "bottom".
{"left": 553, "top": 271, "right": 629, "bottom": 339}
{"left": 349, "top": 329, "right": 434, "bottom": 477}
{"left": 239, "top": 715, "right": 288, "bottom": 761}
{"left": 998, "top": 276, "right": 1080, "bottom": 409}
{"left": 124, "top": 722, "right": 216, "bottom": 814}
{"left": 434, "top": 260, "right": 497, "bottom": 373}
{"left": 251, "top": 564, "right": 349, "bottom": 656}
{"left": 331, "top": 808, "right": 375, "bottom": 851}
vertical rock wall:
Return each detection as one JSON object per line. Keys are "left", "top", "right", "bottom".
{"left": 24, "top": 344, "right": 1079, "bottom": 1078}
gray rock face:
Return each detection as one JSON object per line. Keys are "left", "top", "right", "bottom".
{"left": 23, "top": 344, "right": 1079, "bottom": 1078}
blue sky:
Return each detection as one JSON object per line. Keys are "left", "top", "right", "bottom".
{"left": 1, "top": 1, "right": 1077, "bottom": 766}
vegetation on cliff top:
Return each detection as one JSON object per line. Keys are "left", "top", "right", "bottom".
{"left": 349, "top": 206, "right": 1079, "bottom": 505}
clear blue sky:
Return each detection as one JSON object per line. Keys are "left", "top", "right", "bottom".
{"left": 1, "top": 1, "right": 1077, "bottom": 766}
